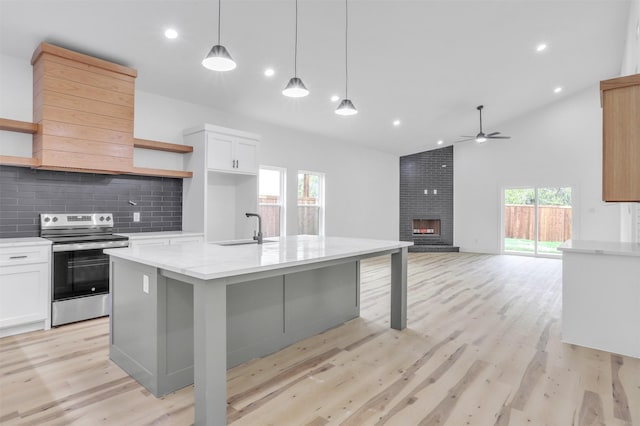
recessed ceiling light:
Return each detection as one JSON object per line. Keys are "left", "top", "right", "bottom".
{"left": 393, "top": 120, "right": 401, "bottom": 127}
{"left": 536, "top": 43, "right": 547, "bottom": 52}
{"left": 164, "top": 29, "right": 178, "bottom": 39}
{"left": 330, "top": 95, "right": 340, "bottom": 102}
{"left": 437, "top": 140, "right": 444, "bottom": 145}
{"left": 264, "top": 68, "right": 275, "bottom": 77}
{"left": 554, "top": 86, "right": 563, "bottom": 93}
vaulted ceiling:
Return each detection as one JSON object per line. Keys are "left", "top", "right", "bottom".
{"left": 0, "top": 0, "right": 630, "bottom": 155}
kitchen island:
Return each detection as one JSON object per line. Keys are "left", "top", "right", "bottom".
{"left": 559, "top": 240, "right": 640, "bottom": 358}
{"left": 105, "top": 235, "right": 411, "bottom": 426}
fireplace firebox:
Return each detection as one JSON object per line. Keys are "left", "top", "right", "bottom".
{"left": 412, "top": 219, "right": 441, "bottom": 236}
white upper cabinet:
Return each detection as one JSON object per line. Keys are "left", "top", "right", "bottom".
{"left": 206, "top": 131, "right": 258, "bottom": 175}
{"left": 183, "top": 124, "right": 260, "bottom": 242}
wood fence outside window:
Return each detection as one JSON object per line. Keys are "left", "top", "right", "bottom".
{"left": 504, "top": 205, "right": 572, "bottom": 242}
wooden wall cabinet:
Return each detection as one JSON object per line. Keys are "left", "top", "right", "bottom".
{"left": 600, "top": 74, "right": 640, "bottom": 202}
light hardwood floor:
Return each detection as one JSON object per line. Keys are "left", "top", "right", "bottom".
{"left": 1, "top": 253, "right": 639, "bottom": 425}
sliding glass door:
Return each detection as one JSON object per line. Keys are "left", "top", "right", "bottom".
{"left": 503, "top": 187, "right": 572, "bottom": 256}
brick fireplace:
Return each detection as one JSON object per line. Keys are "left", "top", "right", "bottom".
{"left": 400, "top": 146, "right": 458, "bottom": 252}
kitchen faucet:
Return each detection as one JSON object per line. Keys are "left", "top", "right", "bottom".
{"left": 245, "top": 213, "right": 263, "bottom": 244}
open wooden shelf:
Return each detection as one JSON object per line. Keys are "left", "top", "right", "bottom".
{"left": 0, "top": 155, "right": 39, "bottom": 167}
{"left": 0, "top": 118, "right": 38, "bottom": 134}
{"left": 129, "top": 167, "right": 193, "bottom": 179}
{"left": 134, "top": 138, "right": 193, "bottom": 153}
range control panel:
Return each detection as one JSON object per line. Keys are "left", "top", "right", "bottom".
{"left": 40, "top": 213, "right": 114, "bottom": 228}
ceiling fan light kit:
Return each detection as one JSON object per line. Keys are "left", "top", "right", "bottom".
{"left": 454, "top": 105, "right": 511, "bottom": 144}
{"left": 202, "top": 0, "right": 236, "bottom": 72}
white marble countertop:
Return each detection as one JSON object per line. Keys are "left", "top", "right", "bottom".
{"left": 115, "top": 231, "right": 204, "bottom": 240}
{"left": 105, "top": 235, "right": 412, "bottom": 280}
{"left": 0, "top": 237, "right": 52, "bottom": 248}
{"left": 558, "top": 240, "right": 640, "bottom": 257}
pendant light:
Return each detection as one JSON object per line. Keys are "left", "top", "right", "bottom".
{"left": 336, "top": 0, "right": 357, "bottom": 115}
{"left": 202, "top": 0, "right": 236, "bottom": 71}
{"left": 282, "top": 0, "right": 309, "bottom": 97}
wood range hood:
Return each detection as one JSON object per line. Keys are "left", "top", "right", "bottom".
{"left": 31, "top": 42, "right": 137, "bottom": 174}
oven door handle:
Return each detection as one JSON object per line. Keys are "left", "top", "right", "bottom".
{"left": 52, "top": 241, "right": 129, "bottom": 252}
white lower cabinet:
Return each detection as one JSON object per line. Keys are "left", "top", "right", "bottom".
{"left": 0, "top": 242, "right": 51, "bottom": 337}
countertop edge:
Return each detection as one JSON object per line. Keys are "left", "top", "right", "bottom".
{"left": 558, "top": 240, "right": 640, "bottom": 257}
{"left": 116, "top": 231, "right": 205, "bottom": 240}
{"left": 0, "top": 237, "right": 52, "bottom": 248}
{"left": 105, "top": 237, "right": 412, "bottom": 281}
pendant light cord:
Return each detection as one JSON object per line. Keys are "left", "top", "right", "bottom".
{"left": 217, "top": 0, "right": 222, "bottom": 44}
{"left": 344, "top": 0, "right": 349, "bottom": 98}
{"left": 294, "top": 0, "right": 299, "bottom": 77}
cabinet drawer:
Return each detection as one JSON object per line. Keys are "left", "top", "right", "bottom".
{"left": 0, "top": 246, "right": 49, "bottom": 266}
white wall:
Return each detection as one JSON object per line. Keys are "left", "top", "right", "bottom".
{"left": 621, "top": 0, "right": 639, "bottom": 76}
{"left": 454, "top": 87, "right": 621, "bottom": 254}
{"left": 0, "top": 55, "right": 33, "bottom": 157}
{"left": 0, "top": 54, "right": 399, "bottom": 241}
{"left": 134, "top": 91, "right": 399, "bottom": 240}
{"left": 455, "top": 0, "right": 640, "bottom": 253}
{"left": 619, "top": 0, "right": 640, "bottom": 242}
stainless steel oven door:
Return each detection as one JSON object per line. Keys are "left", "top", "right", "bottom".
{"left": 52, "top": 249, "right": 110, "bottom": 301}
{"left": 50, "top": 240, "right": 127, "bottom": 326}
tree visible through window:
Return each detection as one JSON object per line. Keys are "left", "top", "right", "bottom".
{"left": 297, "top": 171, "right": 324, "bottom": 235}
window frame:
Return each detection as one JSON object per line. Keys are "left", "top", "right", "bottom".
{"left": 297, "top": 170, "right": 325, "bottom": 236}
{"left": 258, "top": 165, "right": 286, "bottom": 238}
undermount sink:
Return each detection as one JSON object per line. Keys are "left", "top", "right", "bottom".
{"left": 214, "top": 239, "right": 277, "bottom": 246}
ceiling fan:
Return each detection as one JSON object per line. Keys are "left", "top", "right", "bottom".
{"left": 454, "top": 105, "right": 511, "bottom": 143}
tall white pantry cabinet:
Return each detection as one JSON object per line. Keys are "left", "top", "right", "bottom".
{"left": 182, "top": 124, "right": 260, "bottom": 242}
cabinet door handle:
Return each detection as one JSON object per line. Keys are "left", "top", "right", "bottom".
{"left": 236, "top": 160, "right": 239, "bottom": 168}
{"left": 9, "top": 255, "right": 28, "bottom": 259}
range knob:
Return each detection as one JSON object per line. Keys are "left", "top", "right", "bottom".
{"left": 52, "top": 217, "right": 58, "bottom": 222}
{"left": 100, "top": 216, "right": 105, "bottom": 221}
{"left": 44, "top": 217, "right": 51, "bottom": 223}
{"left": 106, "top": 216, "right": 111, "bottom": 222}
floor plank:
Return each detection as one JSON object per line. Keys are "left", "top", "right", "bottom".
{"left": 1, "top": 252, "right": 639, "bottom": 425}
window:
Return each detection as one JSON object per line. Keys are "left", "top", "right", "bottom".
{"left": 503, "top": 186, "right": 572, "bottom": 257}
{"left": 297, "top": 171, "right": 324, "bottom": 235}
{"left": 258, "top": 166, "right": 285, "bottom": 238}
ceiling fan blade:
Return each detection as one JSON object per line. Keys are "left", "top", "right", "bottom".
{"left": 487, "top": 135, "right": 511, "bottom": 139}
{"left": 486, "top": 132, "right": 501, "bottom": 137}
{"left": 453, "top": 138, "right": 475, "bottom": 143}
{"left": 460, "top": 135, "right": 476, "bottom": 138}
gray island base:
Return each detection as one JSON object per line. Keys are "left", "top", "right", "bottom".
{"left": 106, "top": 236, "right": 412, "bottom": 426}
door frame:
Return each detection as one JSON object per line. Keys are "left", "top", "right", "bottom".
{"left": 500, "top": 185, "right": 576, "bottom": 258}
